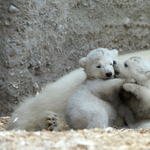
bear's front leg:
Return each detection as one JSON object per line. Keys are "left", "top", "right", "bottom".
{"left": 123, "top": 83, "right": 137, "bottom": 94}
{"left": 123, "top": 83, "right": 150, "bottom": 102}
{"left": 124, "top": 78, "right": 136, "bottom": 84}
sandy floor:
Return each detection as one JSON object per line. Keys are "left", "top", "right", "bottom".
{"left": 1, "top": 117, "right": 150, "bottom": 150}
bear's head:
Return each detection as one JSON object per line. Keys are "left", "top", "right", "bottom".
{"left": 114, "top": 56, "right": 150, "bottom": 84}
{"left": 79, "top": 48, "right": 118, "bottom": 79}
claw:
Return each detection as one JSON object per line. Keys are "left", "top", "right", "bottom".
{"left": 48, "top": 123, "right": 52, "bottom": 126}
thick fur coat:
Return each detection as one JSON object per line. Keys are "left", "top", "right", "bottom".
{"left": 114, "top": 56, "right": 150, "bottom": 129}
{"left": 6, "top": 68, "right": 87, "bottom": 131}
{"left": 67, "top": 48, "right": 135, "bottom": 129}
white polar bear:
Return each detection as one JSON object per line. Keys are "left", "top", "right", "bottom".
{"left": 114, "top": 56, "right": 150, "bottom": 129}
{"left": 6, "top": 68, "right": 87, "bottom": 131}
{"left": 66, "top": 48, "right": 135, "bottom": 130}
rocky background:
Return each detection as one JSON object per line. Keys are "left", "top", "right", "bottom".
{"left": 1, "top": 0, "right": 150, "bottom": 116}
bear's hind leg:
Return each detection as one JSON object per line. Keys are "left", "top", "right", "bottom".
{"left": 67, "top": 105, "right": 110, "bottom": 130}
{"left": 45, "top": 111, "right": 69, "bottom": 132}
{"left": 86, "top": 109, "right": 109, "bottom": 129}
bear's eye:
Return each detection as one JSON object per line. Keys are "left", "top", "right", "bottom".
{"left": 124, "top": 63, "right": 128, "bottom": 67}
{"left": 96, "top": 65, "right": 101, "bottom": 68}
{"left": 113, "top": 60, "right": 116, "bottom": 65}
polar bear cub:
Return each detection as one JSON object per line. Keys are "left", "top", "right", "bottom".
{"left": 114, "top": 56, "right": 150, "bottom": 129}
{"left": 67, "top": 48, "right": 135, "bottom": 130}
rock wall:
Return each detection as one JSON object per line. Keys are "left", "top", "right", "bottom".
{"left": 1, "top": 0, "right": 150, "bottom": 115}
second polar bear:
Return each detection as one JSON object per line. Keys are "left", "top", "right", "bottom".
{"left": 66, "top": 48, "right": 135, "bottom": 130}
{"left": 114, "top": 56, "right": 150, "bottom": 129}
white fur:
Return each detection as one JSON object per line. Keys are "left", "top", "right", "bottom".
{"left": 67, "top": 84, "right": 116, "bottom": 129}
{"left": 67, "top": 78, "right": 136, "bottom": 129}
{"left": 131, "top": 120, "right": 150, "bottom": 129}
{"left": 7, "top": 48, "right": 148, "bottom": 131}
{"left": 79, "top": 48, "right": 118, "bottom": 79}
{"left": 114, "top": 56, "right": 150, "bottom": 87}
{"left": 6, "top": 68, "right": 87, "bottom": 131}
{"left": 114, "top": 56, "right": 150, "bottom": 129}
{"left": 67, "top": 48, "right": 135, "bottom": 129}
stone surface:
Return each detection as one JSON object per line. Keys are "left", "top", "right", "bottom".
{"left": 1, "top": 0, "right": 150, "bottom": 115}
{"left": 8, "top": 5, "right": 19, "bottom": 14}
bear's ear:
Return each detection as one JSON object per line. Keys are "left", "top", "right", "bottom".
{"left": 146, "top": 71, "right": 150, "bottom": 78}
{"left": 79, "top": 57, "right": 86, "bottom": 67}
{"left": 111, "top": 49, "right": 118, "bottom": 56}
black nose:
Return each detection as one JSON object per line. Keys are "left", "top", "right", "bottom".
{"left": 113, "top": 61, "right": 117, "bottom": 65}
{"left": 115, "top": 70, "right": 119, "bottom": 75}
{"left": 106, "top": 72, "right": 112, "bottom": 77}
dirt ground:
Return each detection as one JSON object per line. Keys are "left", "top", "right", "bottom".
{"left": 1, "top": 117, "right": 150, "bottom": 150}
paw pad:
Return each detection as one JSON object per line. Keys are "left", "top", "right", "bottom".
{"left": 44, "top": 111, "right": 69, "bottom": 132}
